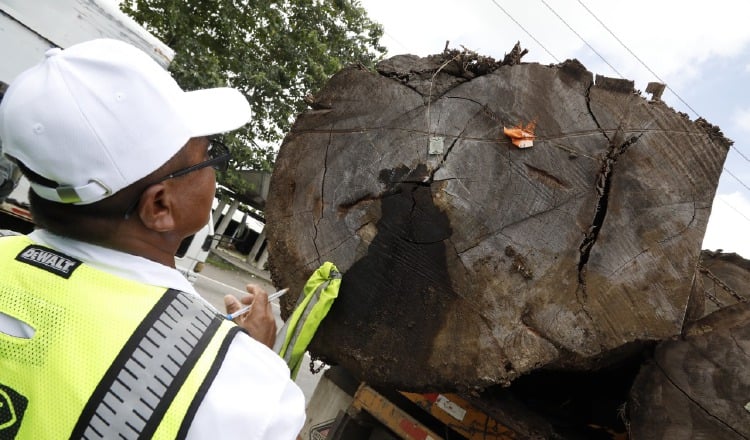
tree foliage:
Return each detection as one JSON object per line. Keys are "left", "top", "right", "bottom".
{"left": 121, "top": 0, "right": 385, "bottom": 194}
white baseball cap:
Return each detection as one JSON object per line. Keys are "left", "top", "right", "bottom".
{"left": 0, "top": 38, "right": 251, "bottom": 205}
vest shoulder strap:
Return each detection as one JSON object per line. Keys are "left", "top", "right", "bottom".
{"left": 70, "top": 289, "right": 229, "bottom": 439}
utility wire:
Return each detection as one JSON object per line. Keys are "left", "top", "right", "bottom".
{"left": 487, "top": 0, "right": 560, "bottom": 63}
{"left": 537, "top": 0, "right": 750, "bottom": 226}
{"left": 575, "top": 0, "right": 750, "bottom": 167}
{"left": 723, "top": 168, "right": 750, "bottom": 194}
{"left": 730, "top": 144, "right": 750, "bottom": 163}
{"left": 491, "top": 0, "right": 750, "bottom": 211}
{"left": 538, "top": 0, "right": 624, "bottom": 78}
{"left": 382, "top": 30, "right": 410, "bottom": 55}
{"left": 717, "top": 195, "right": 750, "bottom": 223}
{"left": 575, "top": 0, "right": 699, "bottom": 118}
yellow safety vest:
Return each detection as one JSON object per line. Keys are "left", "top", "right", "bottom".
{"left": 0, "top": 235, "right": 238, "bottom": 439}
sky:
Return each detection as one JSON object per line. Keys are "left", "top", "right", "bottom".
{"left": 358, "top": 0, "right": 750, "bottom": 258}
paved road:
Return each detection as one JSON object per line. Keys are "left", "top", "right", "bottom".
{"left": 195, "top": 261, "right": 276, "bottom": 303}
{"left": 194, "top": 264, "right": 281, "bottom": 324}
{"left": 192, "top": 262, "right": 323, "bottom": 404}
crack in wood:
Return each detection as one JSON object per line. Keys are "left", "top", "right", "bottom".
{"left": 585, "top": 82, "right": 611, "bottom": 144}
{"left": 519, "top": 307, "right": 575, "bottom": 361}
{"left": 605, "top": 248, "right": 650, "bottom": 279}
{"left": 454, "top": 195, "right": 582, "bottom": 256}
{"left": 657, "top": 200, "right": 698, "bottom": 245}
{"left": 730, "top": 332, "right": 750, "bottom": 359}
{"left": 524, "top": 163, "right": 571, "bottom": 189}
{"left": 653, "top": 358, "right": 750, "bottom": 439}
{"left": 426, "top": 97, "right": 483, "bottom": 183}
{"left": 338, "top": 192, "right": 389, "bottom": 213}
{"left": 577, "top": 132, "right": 642, "bottom": 291}
{"left": 577, "top": 81, "right": 644, "bottom": 294}
{"left": 313, "top": 127, "right": 334, "bottom": 260}
{"left": 337, "top": 181, "right": 428, "bottom": 215}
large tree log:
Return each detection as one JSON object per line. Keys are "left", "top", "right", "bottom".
{"left": 698, "top": 250, "right": 750, "bottom": 317}
{"left": 628, "top": 301, "right": 750, "bottom": 439}
{"left": 265, "top": 47, "right": 731, "bottom": 390}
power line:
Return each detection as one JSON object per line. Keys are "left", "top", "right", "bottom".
{"left": 716, "top": 195, "right": 750, "bottom": 224}
{"left": 487, "top": 0, "right": 560, "bottom": 63}
{"left": 537, "top": 0, "right": 750, "bottom": 226}
{"left": 381, "top": 31, "right": 410, "bottom": 55}
{"left": 575, "top": 0, "right": 750, "bottom": 167}
{"left": 490, "top": 0, "right": 750, "bottom": 220}
{"left": 723, "top": 167, "right": 750, "bottom": 194}
{"left": 731, "top": 143, "right": 750, "bottom": 163}
{"left": 538, "top": 0, "right": 624, "bottom": 78}
{"left": 575, "top": 0, "right": 700, "bottom": 118}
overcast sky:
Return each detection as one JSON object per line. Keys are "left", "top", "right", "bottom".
{"left": 359, "top": 0, "right": 750, "bottom": 257}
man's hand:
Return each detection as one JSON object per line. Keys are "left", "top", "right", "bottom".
{"left": 224, "top": 284, "right": 277, "bottom": 348}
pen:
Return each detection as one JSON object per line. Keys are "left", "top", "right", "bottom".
{"left": 225, "top": 288, "right": 289, "bottom": 320}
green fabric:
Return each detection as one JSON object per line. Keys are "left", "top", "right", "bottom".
{"left": 275, "top": 262, "right": 341, "bottom": 379}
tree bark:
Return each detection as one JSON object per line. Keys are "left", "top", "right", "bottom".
{"left": 265, "top": 49, "right": 731, "bottom": 390}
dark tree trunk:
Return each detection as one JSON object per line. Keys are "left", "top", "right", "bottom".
{"left": 628, "top": 302, "right": 750, "bottom": 439}
{"left": 265, "top": 47, "right": 731, "bottom": 390}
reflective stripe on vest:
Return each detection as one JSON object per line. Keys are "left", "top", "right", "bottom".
{"left": 274, "top": 262, "right": 341, "bottom": 379}
{"left": 0, "top": 236, "right": 236, "bottom": 439}
{"left": 71, "top": 289, "right": 221, "bottom": 439}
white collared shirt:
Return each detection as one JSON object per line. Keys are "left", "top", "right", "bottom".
{"left": 2, "top": 230, "right": 306, "bottom": 439}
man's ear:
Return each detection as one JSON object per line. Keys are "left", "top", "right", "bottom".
{"left": 136, "top": 183, "right": 176, "bottom": 232}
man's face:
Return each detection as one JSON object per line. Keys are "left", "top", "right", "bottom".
{"left": 172, "top": 137, "right": 217, "bottom": 237}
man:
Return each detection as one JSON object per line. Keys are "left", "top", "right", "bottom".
{"left": 0, "top": 39, "right": 305, "bottom": 439}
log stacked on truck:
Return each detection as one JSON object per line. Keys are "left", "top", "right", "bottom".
{"left": 266, "top": 44, "right": 736, "bottom": 437}
{"left": 626, "top": 250, "right": 750, "bottom": 439}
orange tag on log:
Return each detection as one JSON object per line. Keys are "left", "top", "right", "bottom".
{"left": 503, "top": 121, "right": 536, "bottom": 148}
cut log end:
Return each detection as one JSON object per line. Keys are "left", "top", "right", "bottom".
{"left": 267, "top": 45, "right": 730, "bottom": 393}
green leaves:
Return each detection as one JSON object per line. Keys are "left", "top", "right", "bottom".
{"left": 121, "top": 0, "right": 384, "bottom": 193}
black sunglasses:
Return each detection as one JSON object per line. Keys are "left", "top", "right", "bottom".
{"left": 123, "top": 139, "right": 231, "bottom": 219}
